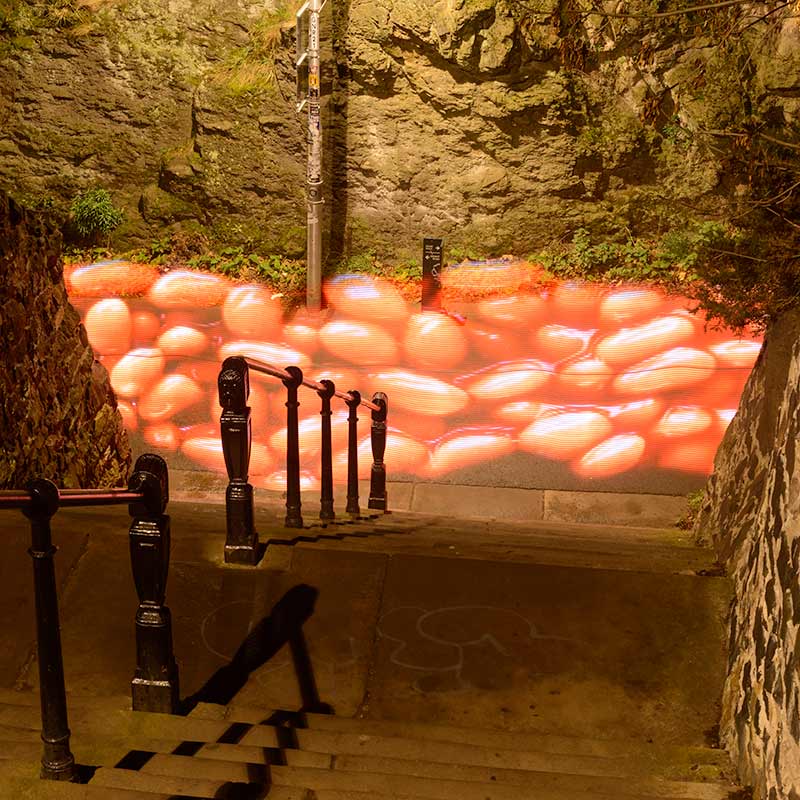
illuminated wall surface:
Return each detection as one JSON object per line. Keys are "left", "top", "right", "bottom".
{"left": 65, "top": 260, "right": 763, "bottom": 495}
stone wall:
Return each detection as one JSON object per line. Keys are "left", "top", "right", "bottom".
{"left": 0, "top": 0, "right": 796, "bottom": 260}
{"left": 694, "top": 311, "right": 800, "bottom": 799}
{"left": 0, "top": 191, "right": 130, "bottom": 488}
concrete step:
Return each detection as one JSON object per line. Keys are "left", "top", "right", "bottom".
{"left": 135, "top": 748, "right": 731, "bottom": 800}
{"left": 0, "top": 692, "right": 731, "bottom": 783}
{"left": 190, "top": 701, "right": 729, "bottom": 769}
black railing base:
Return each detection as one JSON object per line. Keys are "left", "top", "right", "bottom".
{"left": 224, "top": 483, "right": 259, "bottom": 564}
{"left": 132, "top": 677, "right": 180, "bottom": 715}
{"left": 40, "top": 734, "right": 76, "bottom": 782}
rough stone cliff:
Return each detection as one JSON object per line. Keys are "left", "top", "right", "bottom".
{"left": 0, "top": 191, "right": 130, "bottom": 488}
{"left": 0, "top": 0, "right": 797, "bottom": 259}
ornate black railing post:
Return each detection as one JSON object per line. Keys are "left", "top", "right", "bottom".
{"left": 128, "top": 454, "right": 179, "bottom": 714}
{"left": 283, "top": 365, "right": 304, "bottom": 529}
{"left": 345, "top": 390, "right": 361, "bottom": 517}
{"left": 218, "top": 356, "right": 258, "bottom": 564}
{"left": 22, "top": 479, "right": 76, "bottom": 782}
{"left": 368, "top": 392, "right": 388, "bottom": 511}
{"left": 317, "top": 379, "right": 336, "bottom": 522}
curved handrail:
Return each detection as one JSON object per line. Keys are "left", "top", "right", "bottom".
{"left": 0, "top": 454, "right": 179, "bottom": 781}
{"left": 217, "top": 355, "right": 389, "bottom": 564}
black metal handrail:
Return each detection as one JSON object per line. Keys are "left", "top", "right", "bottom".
{"left": 0, "top": 453, "right": 179, "bottom": 782}
{"left": 218, "top": 355, "right": 388, "bottom": 565}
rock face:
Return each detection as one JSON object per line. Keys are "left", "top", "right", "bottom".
{"left": 0, "top": 0, "right": 795, "bottom": 260}
{"left": 0, "top": 191, "right": 130, "bottom": 489}
{"left": 694, "top": 311, "right": 800, "bottom": 799}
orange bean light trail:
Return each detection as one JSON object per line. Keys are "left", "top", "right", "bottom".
{"left": 68, "top": 264, "right": 762, "bottom": 485}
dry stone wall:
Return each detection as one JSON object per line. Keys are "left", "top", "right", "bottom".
{"left": 694, "top": 311, "right": 800, "bottom": 799}
{"left": 0, "top": 191, "right": 130, "bottom": 488}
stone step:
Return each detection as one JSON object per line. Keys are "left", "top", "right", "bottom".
{"left": 190, "top": 703, "right": 730, "bottom": 776}
{"left": 0, "top": 693, "right": 731, "bottom": 783}
{"left": 135, "top": 748, "right": 731, "bottom": 800}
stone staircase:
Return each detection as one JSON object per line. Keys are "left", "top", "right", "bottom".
{"left": 0, "top": 503, "right": 746, "bottom": 799}
{"left": 0, "top": 689, "right": 739, "bottom": 799}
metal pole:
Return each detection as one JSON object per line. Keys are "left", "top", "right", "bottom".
{"left": 368, "top": 392, "right": 389, "bottom": 511}
{"left": 306, "top": 0, "right": 323, "bottom": 312}
{"left": 345, "top": 390, "right": 361, "bottom": 517}
{"left": 23, "top": 479, "right": 76, "bottom": 782}
{"left": 317, "top": 379, "right": 336, "bottom": 522}
{"left": 283, "top": 366, "right": 305, "bottom": 528}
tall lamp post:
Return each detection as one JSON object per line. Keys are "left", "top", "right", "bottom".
{"left": 297, "top": 0, "right": 324, "bottom": 312}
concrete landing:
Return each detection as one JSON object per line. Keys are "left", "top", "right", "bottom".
{"left": 0, "top": 501, "right": 729, "bottom": 751}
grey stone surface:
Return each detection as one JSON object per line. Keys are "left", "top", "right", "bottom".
{"left": 544, "top": 490, "right": 688, "bottom": 528}
{"left": 410, "top": 482, "right": 544, "bottom": 521}
{"left": 694, "top": 309, "right": 800, "bottom": 799}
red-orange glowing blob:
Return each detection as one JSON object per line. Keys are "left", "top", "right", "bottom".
{"left": 333, "top": 433, "right": 429, "bottom": 481}
{"left": 173, "top": 360, "right": 222, "bottom": 385}
{"left": 182, "top": 436, "right": 273, "bottom": 476}
{"left": 652, "top": 407, "right": 714, "bottom": 439}
{"left": 604, "top": 398, "right": 665, "bottom": 432}
{"left": 319, "top": 320, "right": 399, "bottom": 365}
{"left": 284, "top": 324, "right": 320, "bottom": 355}
{"left": 148, "top": 270, "right": 231, "bottom": 309}
{"left": 465, "top": 360, "right": 551, "bottom": 401}
{"left": 466, "top": 323, "right": 525, "bottom": 363}
{"left": 222, "top": 285, "right": 283, "bottom": 339}
{"left": 403, "top": 312, "right": 468, "bottom": 371}
{"left": 157, "top": 326, "right": 209, "bottom": 358}
{"left": 84, "top": 299, "right": 132, "bottom": 355}
{"left": 709, "top": 339, "right": 762, "bottom": 369}
{"left": 219, "top": 341, "right": 311, "bottom": 370}
{"left": 557, "top": 358, "right": 613, "bottom": 394}
{"left": 323, "top": 276, "right": 409, "bottom": 324}
{"left": 110, "top": 348, "right": 166, "bottom": 398}
{"left": 138, "top": 374, "right": 204, "bottom": 422}
{"left": 143, "top": 423, "right": 180, "bottom": 452}
{"left": 427, "top": 433, "right": 514, "bottom": 476}
{"left": 595, "top": 315, "right": 696, "bottom": 368}
{"left": 368, "top": 370, "right": 469, "bottom": 416}
{"left": 573, "top": 434, "right": 646, "bottom": 478}
{"left": 258, "top": 470, "right": 320, "bottom": 492}
{"left": 519, "top": 410, "right": 612, "bottom": 461}
{"left": 657, "top": 437, "right": 719, "bottom": 473}
{"left": 492, "top": 400, "right": 555, "bottom": 426}
{"left": 131, "top": 310, "right": 161, "bottom": 345}
{"left": 117, "top": 399, "right": 137, "bottom": 432}
{"left": 388, "top": 411, "right": 449, "bottom": 441}
{"left": 599, "top": 288, "right": 665, "bottom": 327}
{"left": 270, "top": 409, "right": 350, "bottom": 460}
{"left": 476, "top": 294, "right": 547, "bottom": 328}
{"left": 69, "top": 261, "right": 159, "bottom": 297}
{"left": 612, "top": 348, "right": 716, "bottom": 396}
{"left": 549, "top": 283, "right": 604, "bottom": 325}
{"left": 533, "top": 325, "right": 593, "bottom": 362}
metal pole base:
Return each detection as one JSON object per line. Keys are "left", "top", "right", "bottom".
{"left": 224, "top": 482, "right": 258, "bottom": 564}
{"left": 40, "top": 734, "right": 76, "bottom": 782}
{"left": 132, "top": 607, "right": 180, "bottom": 714}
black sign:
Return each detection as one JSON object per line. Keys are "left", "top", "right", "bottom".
{"left": 422, "top": 238, "right": 443, "bottom": 310}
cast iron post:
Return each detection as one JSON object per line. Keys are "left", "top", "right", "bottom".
{"left": 345, "top": 390, "right": 361, "bottom": 517}
{"left": 23, "top": 478, "right": 76, "bottom": 782}
{"left": 368, "top": 392, "right": 388, "bottom": 511}
{"left": 283, "top": 365, "right": 305, "bottom": 528}
{"left": 317, "top": 379, "right": 336, "bottom": 522}
{"left": 128, "top": 454, "right": 179, "bottom": 714}
{"left": 218, "top": 356, "right": 259, "bottom": 565}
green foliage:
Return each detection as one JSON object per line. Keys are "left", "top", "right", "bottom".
{"left": 187, "top": 247, "right": 306, "bottom": 295}
{"left": 70, "top": 188, "right": 123, "bottom": 240}
{"left": 676, "top": 489, "right": 707, "bottom": 530}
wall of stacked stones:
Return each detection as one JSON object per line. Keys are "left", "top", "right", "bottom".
{"left": 695, "top": 311, "right": 800, "bottom": 799}
{"left": 0, "top": 191, "right": 130, "bottom": 489}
